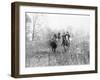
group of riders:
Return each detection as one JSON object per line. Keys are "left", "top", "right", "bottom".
{"left": 49, "top": 31, "right": 71, "bottom": 52}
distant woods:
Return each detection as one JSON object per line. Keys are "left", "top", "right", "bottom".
{"left": 25, "top": 14, "right": 56, "bottom": 42}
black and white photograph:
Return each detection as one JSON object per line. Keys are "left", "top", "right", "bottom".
{"left": 25, "top": 12, "right": 90, "bottom": 67}
{"left": 11, "top": 2, "right": 97, "bottom": 78}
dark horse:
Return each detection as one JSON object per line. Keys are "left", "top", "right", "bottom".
{"left": 62, "top": 32, "right": 70, "bottom": 52}
{"left": 49, "top": 34, "right": 57, "bottom": 52}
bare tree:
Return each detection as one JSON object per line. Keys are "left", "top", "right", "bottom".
{"left": 32, "top": 15, "right": 38, "bottom": 41}
{"left": 26, "top": 13, "right": 51, "bottom": 41}
{"left": 25, "top": 14, "right": 32, "bottom": 42}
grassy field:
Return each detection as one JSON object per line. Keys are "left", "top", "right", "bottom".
{"left": 25, "top": 39, "right": 90, "bottom": 67}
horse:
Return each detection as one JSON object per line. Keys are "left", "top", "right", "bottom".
{"left": 49, "top": 34, "right": 57, "bottom": 53}
{"left": 61, "top": 32, "right": 70, "bottom": 52}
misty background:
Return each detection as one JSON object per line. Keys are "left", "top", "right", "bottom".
{"left": 25, "top": 12, "right": 90, "bottom": 67}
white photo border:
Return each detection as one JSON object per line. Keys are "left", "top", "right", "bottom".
{"left": 19, "top": 5, "right": 96, "bottom": 75}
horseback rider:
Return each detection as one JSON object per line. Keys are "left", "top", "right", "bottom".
{"left": 61, "top": 31, "right": 70, "bottom": 51}
{"left": 66, "top": 31, "right": 70, "bottom": 43}
{"left": 50, "top": 34, "right": 57, "bottom": 52}
{"left": 62, "top": 32, "right": 66, "bottom": 46}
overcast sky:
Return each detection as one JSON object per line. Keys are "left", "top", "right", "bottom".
{"left": 27, "top": 13, "right": 90, "bottom": 35}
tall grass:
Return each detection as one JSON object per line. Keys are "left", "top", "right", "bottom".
{"left": 25, "top": 36, "right": 90, "bottom": 67}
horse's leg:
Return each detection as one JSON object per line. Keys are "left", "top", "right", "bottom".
{"left": 53, "top": 48, "right": 54, "bottom": 52}
{"left": 53, "top": 48, "right": 55, "bottom": 53}
{"left": 52, "top": 48, "right": 54, "bottom": 52}
{"left": 63, "top": 46, "right": 66, "bottom": 52}
{"left": 69, "top": 42, "right": 70, "bottom": 47}
{"left": 54, "top": 49, "right": 55, "bottom": 53}
{"left": 68, "top": 40, "right": 70, "bottom": 47}
{"left": 65, "top": 46, "right": 66, "bottom": 52}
